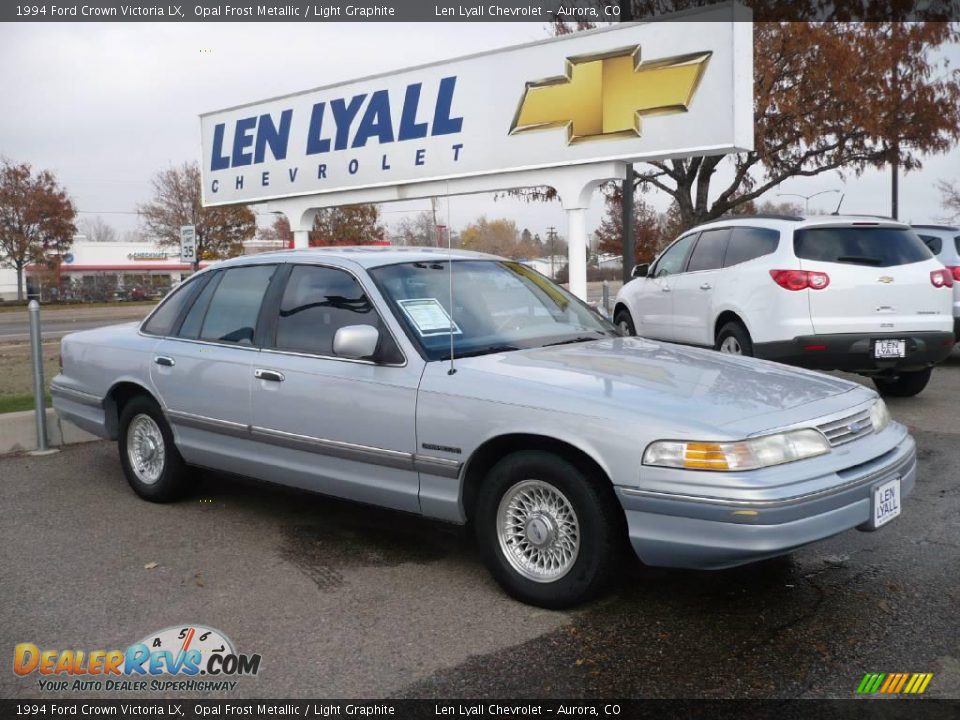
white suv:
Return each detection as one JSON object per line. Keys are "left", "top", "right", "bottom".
{"left": 614, "top": 215, "right": 956, "bottom": 397}
{"left": 914, "top": 224, "right": 960, "bottom": 340}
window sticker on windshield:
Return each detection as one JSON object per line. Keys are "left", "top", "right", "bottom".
{"left": 397, "top": 298, "right": 462, "bottom": 336}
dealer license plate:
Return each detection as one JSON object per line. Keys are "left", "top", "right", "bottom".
{"left": 871, "top": 476, "right": 901, "bottom": 529}
{"left": 874, "top": 339, "right": 906, "bottom": 359}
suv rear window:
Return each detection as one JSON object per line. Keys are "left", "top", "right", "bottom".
{"left": 724, "top": 227, "right": 779, "bottom": 267}
{"left": 794, "top": 226, "right": 933, "bottom": 267}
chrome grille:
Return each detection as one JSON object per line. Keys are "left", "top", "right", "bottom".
{"left": 817, "top": 407, "right": 874, "bottom": 447}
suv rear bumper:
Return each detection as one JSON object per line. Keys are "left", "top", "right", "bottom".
{"left": 753, "top": 331, "right": 955, "bottom": 373}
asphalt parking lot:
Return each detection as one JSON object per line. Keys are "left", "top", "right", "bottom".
{"left": 2, "top": 356, "right": 959, "bottom": 700}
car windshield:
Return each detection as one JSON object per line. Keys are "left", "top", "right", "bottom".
{"left": 368, "top": 259, "right": 616, "bottom": 361}
{"left": 793, "top": 226, "right": 933, "bottom": 267}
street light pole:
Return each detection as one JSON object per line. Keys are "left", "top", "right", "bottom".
{"left": 776, "top": 189, "right": 842, "bottom": 214}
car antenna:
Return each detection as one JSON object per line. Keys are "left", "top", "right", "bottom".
{"left": 831, "top": 193, "right": 845, "bottom": 215}
{"left": 446, "top": 183, "right": 456, "bottom": 376}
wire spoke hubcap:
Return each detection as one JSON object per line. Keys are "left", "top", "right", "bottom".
{"left": 497, "top": 479, "right": 580, "bottom": 583}
{"left": 127, "top": 414, "right": 165, "bottom": 485}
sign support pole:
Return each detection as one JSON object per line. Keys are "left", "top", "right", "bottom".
{"left": 566, "top": 207, "right": 588, "bottom": 301}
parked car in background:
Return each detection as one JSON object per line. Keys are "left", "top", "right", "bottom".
{"left": 53, "top": 247, "right": 915, "bottom": 608}
{"left": 914, "top": 224, "right": 960, "bottom": 341}
{"left": 615, "top": 216, "right": 955, "bottom": 397}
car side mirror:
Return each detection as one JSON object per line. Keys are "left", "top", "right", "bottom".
{"left": 631, "top": 263, "right": 649, "bottom": 279}
{"left": 333, "top": 325, "right": 379, "bottom": 360}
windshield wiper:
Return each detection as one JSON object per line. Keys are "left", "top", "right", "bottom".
{"left": 440, "top": 344, "right": 520, "bottom": 360}
{"left": 541, "top": 336, "right": 604, "bottom": 347}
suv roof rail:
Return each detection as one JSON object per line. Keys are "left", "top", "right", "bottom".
{"left": 709, "top": 213, "right": 806, "bottom": 223}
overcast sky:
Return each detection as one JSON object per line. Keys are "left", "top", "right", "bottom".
{"left": 1, "top": 22, "right": 959, "bottom": 244}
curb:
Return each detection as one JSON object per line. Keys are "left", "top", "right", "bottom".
{"left": 0, "top": 408, "right": 100, "bottom": 456}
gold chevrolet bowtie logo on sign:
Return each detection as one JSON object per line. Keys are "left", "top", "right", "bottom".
{"left": 510, "top": 46, "right": 712, "bottom": 144}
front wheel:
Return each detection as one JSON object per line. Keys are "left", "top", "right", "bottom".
{"left": 474, "top": 451, "right": 622, "bottom": 608}
{"left": 118, "top": 395, "right": 191, "bottom": 502}
{"left": 614, "top": 308, "right": 636, "bottom": 336}
{"left": 873, "top": 368, "right": 932, "bottom": 397}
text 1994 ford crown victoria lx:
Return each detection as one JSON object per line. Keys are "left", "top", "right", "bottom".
{"left": 52, "top": 247, "right": 915, "bottom": 607}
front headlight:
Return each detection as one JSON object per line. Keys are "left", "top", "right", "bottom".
{"left": 643, "top": 429, "right": 831, "bottom": 472}
{"left": 870, "top": 399, "right": 891, "bottom": 433}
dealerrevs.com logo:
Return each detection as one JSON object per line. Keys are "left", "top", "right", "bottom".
{"left": 13, "top": 625, "right": 261, "bottom": 693}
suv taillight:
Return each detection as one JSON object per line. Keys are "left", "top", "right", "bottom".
{"left": 931, "top": 269, "right": 955, "bottom": 288}
{"left": 769, "top": 269, "right": 830, "bottom": 291}
{"left": 947, "top": 266, "right": 960, "bottom": 283}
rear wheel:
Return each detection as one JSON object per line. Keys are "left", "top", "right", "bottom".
{"left": 715, "top": 321, "right": 753, "bottom": 357}
{"left": 118, "top": 395, "right": 191, "bottom": 502}
{"left": 474, "top": 450, "right": 622, "bottom": 609}
{"left": 614, "top": 308, "right": 636, "bottom": 336}
{"left": 873, "top": 368, "right": 932, "bottom": 398}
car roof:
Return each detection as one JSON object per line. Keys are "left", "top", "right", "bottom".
{"left": 202, "top": 246, "right": 503, "bottom": 272}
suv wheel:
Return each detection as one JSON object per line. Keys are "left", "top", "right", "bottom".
{"left": 614, "top": 308, "right": 636, "bottom": 336}
{"left": 118, "top": 395, "right": 191, "bottom": 502}
{"left": 716, "top": 321, "right": 753, "bottom": 357}
{"left": 474, "top": 451, "right": 622, "bottom": 609}
{"left": 873, "top": 368, "right": 932, "bottom": 398}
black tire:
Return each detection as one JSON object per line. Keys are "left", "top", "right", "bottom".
{"left": 614, "top": 308, "right": 636, "bottom": 336}
{"left": 715, "top": 320, "right": 754, "bottom": 357}
{"left": 474, "top": 450, "right": 623, "bottom": 609}
{"left": 118, "top": 395, "right": 191, "bottom": 502}
{"left": 873, "top": 368, "right": 932, "bottom": 398}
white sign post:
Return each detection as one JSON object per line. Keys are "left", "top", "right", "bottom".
{"left": 200, "top": 5, "right": 753, "bottom": 298}
{"left": 180, "top": 225, "right": 197, "bottom": 266}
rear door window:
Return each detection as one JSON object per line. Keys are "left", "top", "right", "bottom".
{"left": 686, "top": 229, "right": 730, "bottom": 272}
{"left": 197, "top": 265, "right": 277, "bottom": 345}
{"left": 794, "top": 227, "right": 933, "bottom": 267}
{"left": 724, "top": 227, "right": 779, "bottom": 267}
{"left": 141, "top": 277, "right": 204, "bottom": 336}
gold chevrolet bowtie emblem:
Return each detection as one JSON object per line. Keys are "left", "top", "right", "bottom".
{"left": 879, "top": 276, "right": 894, "bottom": 283}
{"left": 510, "top": 46, "right": 712, "bottom": 144}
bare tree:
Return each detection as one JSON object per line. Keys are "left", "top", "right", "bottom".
{"left": 79, "top": 215, "right": 117, "bottom": 243}
{"left": 0, "top": 159, "right": 76, "bottom": 300}
{"left": 393, "top": 211, "right": 437, "bottom": 246}
{"left": 138, "top": 161, "right": 256, "bottom": 268}
{"left": 938, "top": 180, "right": 960, "bottom": 224}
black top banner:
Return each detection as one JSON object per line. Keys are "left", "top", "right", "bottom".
{"left": 2, "top": 0, "right": 959, "bottom": 22}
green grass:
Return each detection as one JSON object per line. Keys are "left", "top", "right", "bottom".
{"left": 0, "top": 393, "right": 52, "bottom": 414}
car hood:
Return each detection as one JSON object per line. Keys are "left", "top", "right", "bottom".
{"left": 449, "top": 337, "right": 872, "bottom": 435}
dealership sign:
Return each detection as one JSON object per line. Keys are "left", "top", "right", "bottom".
{"left": 200, "top": 15, "right": 752, "bottom": 207}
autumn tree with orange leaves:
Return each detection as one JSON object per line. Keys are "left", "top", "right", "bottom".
{"left": 0, "top": 159, "right": 77, "bottom": 300}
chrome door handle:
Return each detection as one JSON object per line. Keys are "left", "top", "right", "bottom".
{"left": 154, "top": 356, "right": 175, "bottom": 367}
{"left": 699, "top": 283, "right": 712, "bottom": 290}
{"left": 255, "top": 368, "right": 285, "bottom": 383}
{"left": 660, "top": 286, "right": 671, "bottom": 293}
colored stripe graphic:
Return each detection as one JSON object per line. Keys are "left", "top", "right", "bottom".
{"left": 856, "top": 672, "right": 932, "bottom": 694}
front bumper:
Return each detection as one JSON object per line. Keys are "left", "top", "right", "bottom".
{"left": 617, "top": 432, "right": 916, "bottom": 570}
{"left": 753, "top": 331, "right": 954, "bottom": 373}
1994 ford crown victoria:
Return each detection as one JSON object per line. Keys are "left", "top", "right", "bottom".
{"left": 52, "top": 247, "right": 915, "bottom": 607}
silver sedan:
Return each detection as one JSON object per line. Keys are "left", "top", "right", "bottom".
{"left": 52, "top": 247, "right": 914, "bottom": 607}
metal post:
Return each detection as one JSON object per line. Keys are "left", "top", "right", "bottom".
{"left": 602, "top": 280, "right": 610, "bottom": 314}
{"left": 28, "top": 300, "right": 49, "bottom": 452}
{"left": 622, "top": 164, "right": 635, "bottom": 285}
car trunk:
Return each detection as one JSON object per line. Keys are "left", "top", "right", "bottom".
{"left": 794, "top": 224, "right": 949, "bottom": 335}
